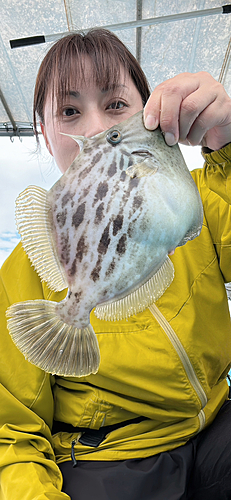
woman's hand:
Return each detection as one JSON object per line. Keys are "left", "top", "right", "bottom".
{"left": 144, "top": 71, "right": 231, "bottom": 151}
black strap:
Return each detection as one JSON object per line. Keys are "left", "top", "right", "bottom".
{"left": 52, "top": 416, "right": 148, "bottom": 448}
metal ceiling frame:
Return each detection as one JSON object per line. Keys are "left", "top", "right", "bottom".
{"left": 1, "top": 3, "right": 231, "bottom": 138}
{"left": 136, "top": 0, "right": 143, "bottom": 64}
{"left": 219, "top": 36, "right": 231, "bottom": 83}
{"left": 9, "top": 4, "right": 231, "bottom": 48}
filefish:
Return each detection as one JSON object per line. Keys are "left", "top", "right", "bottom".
{"left": 6, "top": 110, "right": 203, "bottom": 377}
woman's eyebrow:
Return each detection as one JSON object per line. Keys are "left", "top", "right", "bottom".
{"left": 101, "top": 84, "right": 128, "bottom": 93}
{"left": 67, "top": 90, "right": 80, "bottom": 98}
{"left": 66, "top": 85, "right": 128, "bottom": 98}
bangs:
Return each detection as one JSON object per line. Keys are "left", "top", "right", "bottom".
{"left": 53, "top": 33, "right": 126, "bottom": 113}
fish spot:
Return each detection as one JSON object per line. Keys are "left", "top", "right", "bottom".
{"left": 56, "top": 209, "right": 67, "bottom": 228}
{"left": 91, "top": 151, "right": 103, "bottom": 167}
{"left": 69, "top": 258, "right": 77, "bottom": 276}
{"left": 129, "top": 177, "right": 140, "bottom": 190}
{"left": 74, "top": 291, "right": 82, "bottom": 303}
{"left": 90, "top": 258, "right": 102, "bottom": 282}
{"left": 98, "top": 223, "right": 111, "bottom": 255}
{"left": 83, "top": 186, "right": 90, "bottom": 197}
{"left": 60, "top": 231, "right": 71, "bottom": 264}
{"left": 94, "top": 202, "right": 104, "bottom": 224}
{"left": 62, "top": 191, "right": 73, "bottom": 208}
{"left": 119, "top": 156, "right": 124, "bottom": 171}
{"left": 78, "top": 185, "right": 91, "bottom": 203}
{"left": 116, "top": 234, "right": 127, "bottom": 255}
{"left": 128, "top": 157, "right": 134, "bottom": 168}
{"left": 72, "top": 202, "right": 85, "bottom": 228}
{"left": 127, "top": 222, "right": 134, "bottom": 238}
{"left": 113, "top": 214, "right": 123, "bottom": 236}
{"left": 76, "top": 235, "right": 88, "bottom": 262}
{"left": 133, "top": 195, "right": 143, "bottom": 211}
{"left": 79, "top": 164, "right": 93, "bottom": 180}
{"left": 120, "top": 171, "right": 126, "bottom": 182}
{"left": 108, "top": 160, "right": 117, "bottom": 177}
{"left": 106, "top": 257, "right": 116, "bottom": 276}
{"left": 55, "top": 192, "right": 62, "bottom": 200}
{"left": 93, "top": 181, "right": 109, "bottom": 206}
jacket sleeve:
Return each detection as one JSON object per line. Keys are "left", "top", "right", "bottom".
{"left": 0, "top": 245, "right": 70, "bottom": 500}
{"left": 196, "top": 143, "right": 231, "bottom": 283}
{"left": 201, "top": 143, "right": 231, "bottom": 205}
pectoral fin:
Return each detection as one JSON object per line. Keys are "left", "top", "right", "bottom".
{"left": 126, "top": 160, "right": 158, "bottom": 178}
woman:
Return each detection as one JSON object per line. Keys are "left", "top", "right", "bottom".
{"left": 1, "top": 28, "right": 231, "bottom": 500}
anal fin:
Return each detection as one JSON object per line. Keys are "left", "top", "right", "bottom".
{"left": 95, "top": 257, "right": 174, "bottom": 321}
{"left": 6, "top": 300, "right": 100, "bottom": 377}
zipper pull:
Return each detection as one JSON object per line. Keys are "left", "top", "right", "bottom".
{"left": 71, "top": 439, "right": 78, "bottom": 468}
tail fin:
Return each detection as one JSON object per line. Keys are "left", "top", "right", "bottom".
{"left": 6, "top": 300, "right": 100, "bottom": 377}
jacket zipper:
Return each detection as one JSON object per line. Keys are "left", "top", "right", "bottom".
{"left": 149, "top": 303, "right": 207, "bottom": 431}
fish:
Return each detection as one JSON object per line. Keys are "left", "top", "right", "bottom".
{"left": 6, "top": 110, "right": 203, "bottom": 378}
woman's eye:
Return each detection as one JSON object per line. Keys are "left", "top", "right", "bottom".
{"left": 107, "top": 101, "right": 126, "bottom": 110}
{"left": 63, "top": 108, "right": 78, "bottom": 117}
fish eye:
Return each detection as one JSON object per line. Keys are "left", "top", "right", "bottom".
{"left": 106, "top": 130, "right": 122, "bottom": 145}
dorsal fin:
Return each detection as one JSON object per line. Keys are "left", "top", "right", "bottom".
{"left": 15, "top": 185, "right": 68, "bottom": 292}
{"left": 60, "top": 132, "right": 87, "bottom": 152}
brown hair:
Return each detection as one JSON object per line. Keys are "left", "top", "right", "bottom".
{"left": 33, "top": 28, "right": 150, "bottom": 141}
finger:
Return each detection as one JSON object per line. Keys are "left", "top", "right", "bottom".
{"left": 158, "top": 90, "right": 183, "bottom": 145}
{"left": 143, "top": 94, "right": 161, "bottom": 130}
{"left": 178, "top": 86, "right": 217, "bottom": 143}
{"left": 185, "top": 100, "right": 230, "bottom": 147}
{"left": 144, "top": 74, "right": 201, "bottom": 145}
{"left": 144, "top": 88, "right": 182, "bottom": 145}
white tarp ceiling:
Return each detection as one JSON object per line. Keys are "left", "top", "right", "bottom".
{"left": 1, "top": 0, "right": 231, "bottom": 137}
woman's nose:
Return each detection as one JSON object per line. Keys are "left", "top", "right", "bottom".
{"left": 84, "top": 112, "right": 108, "bottom": 138}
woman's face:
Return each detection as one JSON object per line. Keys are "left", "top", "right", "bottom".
{"left": 41, "top": 57, "right": 143, "bottom": 173}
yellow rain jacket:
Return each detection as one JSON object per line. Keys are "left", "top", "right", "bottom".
{"left": 0, "top": 145, "right": 231, "bottom": 500}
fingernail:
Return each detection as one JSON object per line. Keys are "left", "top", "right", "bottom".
{"left": 164, "top": 132, "right": 176, "bottom": 146}
{"left": 144, "top": 115, "right": 157, "bottom": 130}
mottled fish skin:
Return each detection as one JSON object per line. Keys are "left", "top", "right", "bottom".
{"left": 6, "top": 110, "right": 203, "bottom": 377}
{"left": 47, "top": 110, "right": 203, "bottom": 328}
